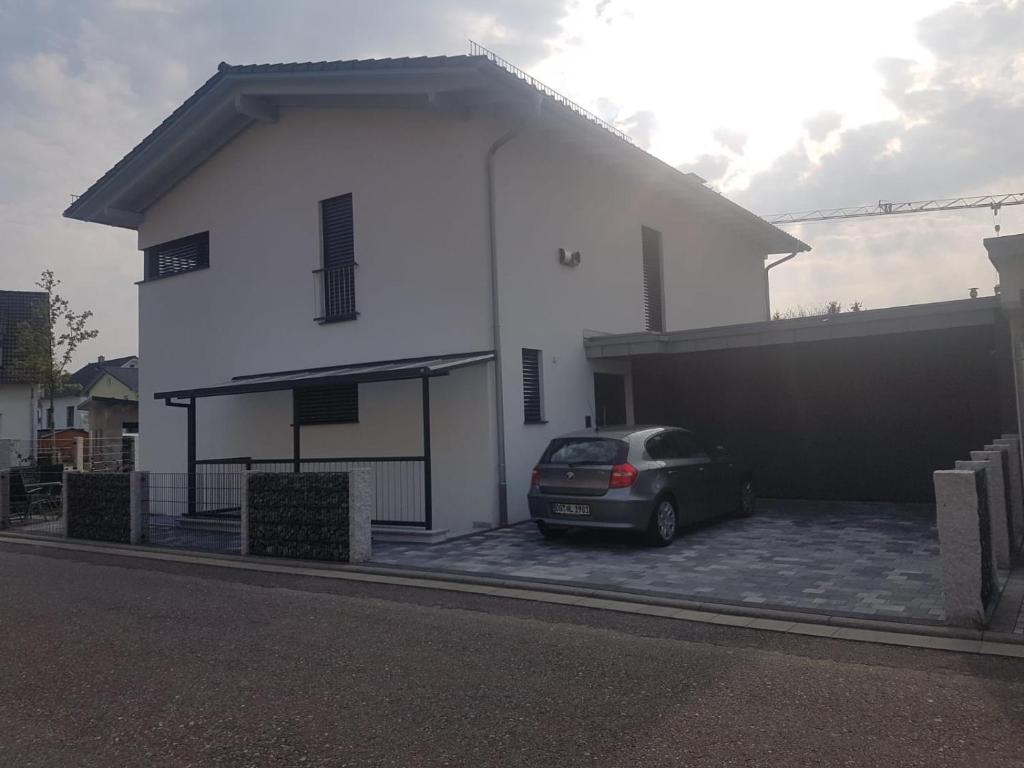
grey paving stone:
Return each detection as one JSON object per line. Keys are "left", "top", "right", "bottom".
{"left": 372, "top": 500, "right": 945, "bottom": 623}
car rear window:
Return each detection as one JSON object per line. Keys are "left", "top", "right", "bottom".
{"left": 540, "top": 438, "right": 628, "bottom": 466}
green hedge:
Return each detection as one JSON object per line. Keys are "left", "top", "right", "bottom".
{"left": 66, "top": 473, "right": 131, "bottom": 543}
{"left": 247, "top": 472, "right": 350, "bottom": 562}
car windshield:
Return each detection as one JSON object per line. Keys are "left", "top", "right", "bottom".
{"left": 541, "top": 437, "right": 628, "bottom": 466}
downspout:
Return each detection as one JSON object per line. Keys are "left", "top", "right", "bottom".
{"left": 764, "top": 251, "right": 798, "bottom": 320}
{"left": 486, "top": 100, "right": 541, "bottom": 527}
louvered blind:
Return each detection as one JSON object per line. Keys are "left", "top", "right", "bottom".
{"left": 642, "top": 226, "right": 664, "bottom": 333}
{"left": 295, "top": 384, "right": 359, "bottom": 425}
{"left": 522, "top": 348, "right": 543, "bottom": 423}
{"left": 145, "top": 232, "right": 209, "bottom": 279}
{"left": 321, "top": 193, "right": 355, "bottom": 269}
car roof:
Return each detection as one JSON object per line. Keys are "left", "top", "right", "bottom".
{"left": 555, "top": 425, "right": 688, "bottom": 440}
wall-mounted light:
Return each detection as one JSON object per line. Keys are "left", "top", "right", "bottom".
{"left": 558, "top": 247, "right": 581, "bottom": 268}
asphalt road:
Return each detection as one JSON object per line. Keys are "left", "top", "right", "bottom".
{"left": 1, "top": 542, "right": 1023, "bottom": 767}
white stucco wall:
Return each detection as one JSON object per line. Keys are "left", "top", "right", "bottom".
{"left": 493, "top": 129, "right": 771, "bottom": 522}
{"left": 38, "top": 394, "right": 89, "bottom": 431}
{"left": 0, "top": 384, "right": 35, "bottom": 442}
{"left": 134, "top": 104, "right": 779, "bottom": 534}
{"left": 137, "top": 107, "right": 499, "bottom": 535}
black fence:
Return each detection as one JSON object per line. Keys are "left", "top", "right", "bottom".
{"left": 197, "top": 457, "right": 426, "bottom": 527}
{"left": 144, "top": 472, "right": 241, "bottom": 554}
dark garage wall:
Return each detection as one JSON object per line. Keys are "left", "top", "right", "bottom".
{"left": 631, "top": 320, "right": 1015, "bottom": 503}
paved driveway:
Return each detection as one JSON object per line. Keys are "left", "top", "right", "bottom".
{"left": 373, "top": 500, "right": 945, "bottom": 623}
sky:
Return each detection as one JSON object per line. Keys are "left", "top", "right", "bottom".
{"left": 1, "top": 0, "right": 1022, "bottom": 366}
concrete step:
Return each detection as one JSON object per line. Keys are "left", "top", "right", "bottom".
{"left": 372, "top": 525, "right": 449, "bottom": 544}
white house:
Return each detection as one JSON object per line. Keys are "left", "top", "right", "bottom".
{"left": 64, "top": 52, "right": 807, "bottom": 538}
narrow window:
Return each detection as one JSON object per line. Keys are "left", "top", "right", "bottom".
{"left": 522, "top": 348, "right": 544, "bottom": 424}
{"left": 294, "top": 384, "right": 359, "bottom": 425}
{"left": 46, "top": 407, "right": 53, "bottom": 429}
{"left": 318, "top": 193, "right": 356, "bottom": 321}
{"left": 66, "top": 405, "right": 75, "bottom": 428}
{"left": 641, "top": 225, "right": 664, "bottom": 333}
{"left": 144, "top": 232, "right": 209, "bottom": 280}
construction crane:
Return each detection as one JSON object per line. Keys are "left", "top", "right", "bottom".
{"left": 765, "top": 192, "right": 1024, "bottom": 234}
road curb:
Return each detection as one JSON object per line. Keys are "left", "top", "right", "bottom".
{"left": 3, "top": 532, "right": 1022, "bottom": 656}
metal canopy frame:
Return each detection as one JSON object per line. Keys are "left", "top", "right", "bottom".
{"left": 159, "top": 350, "right": 494, "bottom": 528}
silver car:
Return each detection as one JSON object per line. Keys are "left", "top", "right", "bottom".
{"left": 527, "top": 426, "right": 754, "bottom": 546}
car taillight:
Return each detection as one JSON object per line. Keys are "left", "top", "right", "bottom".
{"left": 530, "top": 466, "right": 541, "bottom": 489}
{"left": 609, "top": 463, "right": 638, "bottom": 489}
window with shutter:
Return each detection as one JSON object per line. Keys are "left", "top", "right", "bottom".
{"left": 642, "top": 226, "right": 664, "bottom": 333}
{"left": 144, "top": 232, "right": 209, "bottom": 280}
{"left": 522, "top": 348, "right": 544, "bottom": 424}
{"left": 318, "top": 193, "right": 357, "bottom": 321}
{"left": 294, "top": 384, "right": 359, "bottom": 425}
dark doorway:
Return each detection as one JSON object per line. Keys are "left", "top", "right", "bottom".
{"left": 594, "top": 373, "right": 627, "bottom": 427}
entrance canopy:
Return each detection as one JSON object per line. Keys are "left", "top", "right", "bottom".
{"left": 154, "top": 350, "right": 495, "bottom": 400}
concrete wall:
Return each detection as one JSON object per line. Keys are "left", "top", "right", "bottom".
{"left": 0, "top": 384, "right": 35, "bottom": 442}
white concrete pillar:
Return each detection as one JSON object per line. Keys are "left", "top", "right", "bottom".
{"left": 61, "top": 470, "right": 71, "bottom": 539}
{"left": 971, "top": 449, "right": 1014, "bottom": 560}
{"left": 130, "top": 471, "right": 149, "bottom": 545}
{"left": 957, "top": 459, "right": 1009, "bottom": 568}
{"left": 0, "top": 470, "right": 10, "bottom": 529}
{"left": 74, "top": 437, "right": 84, "bottom": 472}
{"left": 239, "top": 471, "right": 250, "bottom": 557}
{"left": 984, "top": 442, "right": 1020, "bottom": 550}
{"left": 348, "top": 468, "right": 374, "bottom": 563}
{"left": 994, "top": 435, "right": 1024, "bottom": 545}
{"left": 934, "top": 469, "right": 992, "bottom": 628}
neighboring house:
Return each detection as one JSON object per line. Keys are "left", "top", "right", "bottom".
{"left": 76, "top": 358, "right": 139, "bottom": 442}
{"left": 37, "top": 356, "right": 138, "bottom": 434}
{"left": 64, "top": 52, "right": 807, "bottom": 538}
{"left": 0, "top": 290, "right": 46, "bottom": 445}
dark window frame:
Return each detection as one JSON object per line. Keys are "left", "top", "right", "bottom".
{"left": 143, "top": 231, "right": 210, "bottom": 281}
{"left": 522, "top": 348, "right": 546, "bottom": 424}
{"left": 294, "top": 383, "right": 360, "bottom": 426}
{"left": 66, "top": 405, "right": 75, "bottom": 428}
{"left": 642, "top": 225, "right": 665, "bottom": 333}
{"left": 316, "top": 193, "right": 358, "bottom": 323}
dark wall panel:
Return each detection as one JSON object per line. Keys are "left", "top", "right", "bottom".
{"left": 632, "top": 322, "right": 1012, "bottom": 502}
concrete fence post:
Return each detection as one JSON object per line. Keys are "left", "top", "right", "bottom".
{"left": 985, "top": 442, "right": 1020, "bottom": 550}
{"left": 62, "top": 470, "right": 71, "bottom": 539}
{"left": 239, "top": 471, "right": 250, "bottom": 557}
{"left": 995, "top": 435, "right": 1024, "bottom": 548}
{"left": 130, "top": 471, "right": 149, "bottom": 545}
{"left": 347, "top": 468, "right": 374, "bottom": 564}
{"left": 970, "top": 450, "right": 1013, "bottom": 564}
{"left": 934, "top": 469, "right": 992, "bottom": 628}
{"left": 0, "top": 470, "right": 10, "bottom": 530}
{"left": 956, "top": 459, "right": 1010, "bottom": 569}
{"left": 74, "top": 437, "right": 84, "bottom": 472}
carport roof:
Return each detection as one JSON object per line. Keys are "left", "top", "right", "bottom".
{"left": 155, "top": 350, "right": 495, "bottom": 400}
{"left": 585, "top": 296, "right": 1000, "bottom": 358}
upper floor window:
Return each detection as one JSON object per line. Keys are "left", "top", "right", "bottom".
{"left": 144, "top": 232, "right": 209, "bottom": 280}
{"left": 641, "top": 225, "right": 664, "bottom": 333}
{"left": 316, "top": 193, "right": 357, "bottom": 322}
{"left": 294, "top": 383, "right": 359, "bottom": 425}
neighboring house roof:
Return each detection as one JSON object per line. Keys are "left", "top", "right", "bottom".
{"left": 98, "top": 365, "right": 139, "bottom": 393}
{"left": 0, "top": 290, "right": 48, "bottom": 385}
{"left": 63, "top": 54, "right": 808, "bottom": 255}
{"left": 69, "top": 356, "right": 139, "bottom": 391}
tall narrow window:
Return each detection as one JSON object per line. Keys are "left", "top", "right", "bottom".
{"left": 66, "top": 405, "right": 75, "bottom": 428}
{"left": 318, "top": 193, "right": 356, "bottom": 321}
{"left": 641, "top": 225, "right": 664, "bottom": 333}
{"left": 522, "top": 348, "right": 544, "bottom": 424}
{"left": 144, "top": 232, "right": 209, "bottom": 279}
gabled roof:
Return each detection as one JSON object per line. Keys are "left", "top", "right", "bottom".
{"left": 0, "top": 290, "right": 48, "bottom": 385}
{"left": 64, "top": 53, "right": 808, "bottom": 255}
{"left": 69, "top": 355, "right": 139, "bottom": 390}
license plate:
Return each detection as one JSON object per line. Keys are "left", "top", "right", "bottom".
{"left": 551, "top": 502, "right": 590, "bottom": 517}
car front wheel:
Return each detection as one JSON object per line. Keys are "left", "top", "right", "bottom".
{"left": 644, "top": 498, "right": 677, "bottom": 547}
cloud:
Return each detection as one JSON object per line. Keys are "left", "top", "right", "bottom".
{"left": 736, "top": 0, "right": 1024, "bottom": 312}
{"left": 621, "top": 109, "right": 657, "bottom": 149}
{"left": 0, "top": 0, "right": 571, "bottom": 366}
{"left": 712, "top": 126, "right": 747, "bottom": 155}
{"left": 676, "top": 154, "right": 730, "bottom": 184}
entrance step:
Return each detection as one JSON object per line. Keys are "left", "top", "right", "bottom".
{"left": 372, "top": 525, "right": 449, "bottom": 544}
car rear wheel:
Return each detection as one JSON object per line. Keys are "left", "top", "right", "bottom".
{"left": 536, "top": 521, "right": 567, "bottom": 540}
{"left": 644, "top": 498, "right": 677, "bottom": 547}
{"left": 737, "top": 479, "right": 755, "bottom": 517}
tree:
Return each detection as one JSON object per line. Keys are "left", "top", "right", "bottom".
{"left": 16, "top": 270, "right": 99, "bottom": 452}
{"left": 771, "top": 300, "right": 865, "bottom": 321}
